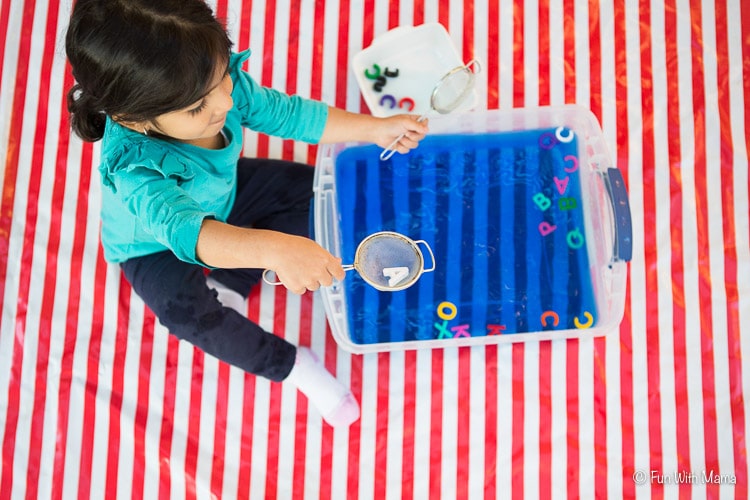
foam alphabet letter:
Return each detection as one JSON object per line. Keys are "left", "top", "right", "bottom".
{"left": 487, "top": 324, "right": 506, "bottom": 335}
{"left": 437, "top": 301, "right": 458, "bottom": 321}
{"left": 533, "top": 193, "right": 552, "bottom": 211}
{"left": 398, "top": 97, "right": 415, "bottom": 111}
{"left": 554, "top": 176, "right": 570, "bottom": 195}
{"left": 558, "top": 197, "right": 578, "bottom": 211}
{"left": 539, "top": 132, "right": 557, "bottom": 149}
{"left": 451, "top": 324, "right": 471, "bottom": 338}
{"left": 566, "top": 228, "right": 585, "bottom": 249}
{"left": 383, "top": 266, "right": 409, "bottom": 287}
{"left": 379, "top": 94, "right": 397, "bottom": 109}
{"left": 373, "top": 75, "right": 387, "bottom": 92}
{"left": 555, "top": 127, "right": 575, "bottom": 143}
{"left": 364, "top": 64, "right": 381, "bottom": 80}
{"left": 540, "top": 311, "right": 560, "bottom": 327}
{"left": 539, "top": 221, "right": 557, "bottom": 236}
{"left": 434, "top": 320, "right": 453, "bottom": 339}
{"left": 573, "top": 311, "right": 594, "bottom": 329}
{"left": 563, "top": 155, "right": 579, "bottom": 173}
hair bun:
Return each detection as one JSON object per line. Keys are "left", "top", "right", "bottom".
{"left": 67, "top": 83, "right": 106, "bottom": 142}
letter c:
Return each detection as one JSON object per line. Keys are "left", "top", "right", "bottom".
{"left": 540, "top": 311, "right": 560, "bottom": 327}
{"left": 573, "top": 311, "right": 594, "bottom": 329}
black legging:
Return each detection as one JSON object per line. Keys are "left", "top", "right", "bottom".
{"left": 121, "top": 158, "right": 314, "bottom": 381}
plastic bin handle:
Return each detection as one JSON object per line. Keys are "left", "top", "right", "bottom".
{"left": 604, "top": 167, "right": 633, "bottom": 262}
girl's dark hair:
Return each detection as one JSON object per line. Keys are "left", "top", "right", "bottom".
{"left": 65, "top": 0, "right": 232, "bottom": 142}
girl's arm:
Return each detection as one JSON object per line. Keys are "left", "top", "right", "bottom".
{"left": 195, "top": 218, "right": 345, "bottom": 294}
{"left": 319, "top": 107, "right": 428, "bottom": 155}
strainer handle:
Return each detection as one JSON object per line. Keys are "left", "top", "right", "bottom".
{"left": 414, "top": 240, "right": 436, "bottom": 272}
{"left": 464, "top": 58, "right": 481, "bottom": 74}
{"left": 264, "top": 266, "right": 356, "bottom": 286}
{"left": 262, "top": 269, "right": 285, "bottom": 286}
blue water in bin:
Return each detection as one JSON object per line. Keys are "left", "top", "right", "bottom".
{"left": 333, "top": 128, "right": 597, "bottom": 345}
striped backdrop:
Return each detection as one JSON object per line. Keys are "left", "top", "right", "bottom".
{"left": 1, "top": 0, "right": 748, "bottom": 498}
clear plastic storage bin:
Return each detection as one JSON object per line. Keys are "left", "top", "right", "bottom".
{"left": 313, "top": 106, "right": 632, "bottom": 353}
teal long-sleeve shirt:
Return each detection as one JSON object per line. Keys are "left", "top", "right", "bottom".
{"left": 98, "top": 50, "right": 328, "bottom": 266}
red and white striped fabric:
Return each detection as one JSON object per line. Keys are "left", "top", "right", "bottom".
{"left": 1, "top": 0, "right": 748, "bottom": 498}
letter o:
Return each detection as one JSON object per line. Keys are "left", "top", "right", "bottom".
{"left": 555, "top": 126, "right": 575, "bottom": 143}
{"left": 539, "top": 132, "right": 557, "bottom": 150}
{"left": 437, "top": 301, "right": 457, "bottom": 321}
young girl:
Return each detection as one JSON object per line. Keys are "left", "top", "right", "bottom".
{"left": 65, "top": 0, "right": 427, "bottom": 427}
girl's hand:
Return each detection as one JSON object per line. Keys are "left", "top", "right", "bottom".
{"left": 269, "top": 234, "right": 346, "bottom": 294}
{"left": 319, "top": 108, "right": 428, "bottom": 153}
{"left": 371, "top": 114, "right": 429, "bottom": 155}
{"left": 196, "top": 221, "right": 345, "bottom": 294}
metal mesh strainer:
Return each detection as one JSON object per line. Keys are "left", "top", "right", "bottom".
{"left": 345, "top": 231, "right": 435, "bottom": 291}
{"left": 262, "top": 231, "right": 436, "bottom": 292}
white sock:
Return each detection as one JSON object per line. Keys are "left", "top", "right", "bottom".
{"left": 206, "top": 279, "right": 357, "bottom": 426}
{"left": 286, "top": 347, "right": 360, "bottom": 427}
{"left": 206, "top": 276, "right": 246, "bottom": 314}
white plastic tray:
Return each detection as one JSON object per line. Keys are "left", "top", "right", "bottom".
{"left": 352, "top": 23, "right": 478, "bottom": 117}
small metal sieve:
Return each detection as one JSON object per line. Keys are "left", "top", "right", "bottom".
{"left": 262, "top": 231, "right": 436, "bottom": 292}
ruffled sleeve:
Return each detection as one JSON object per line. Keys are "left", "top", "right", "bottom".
{"left": 99, "top": 139, "right": 211, "bottom": 265}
